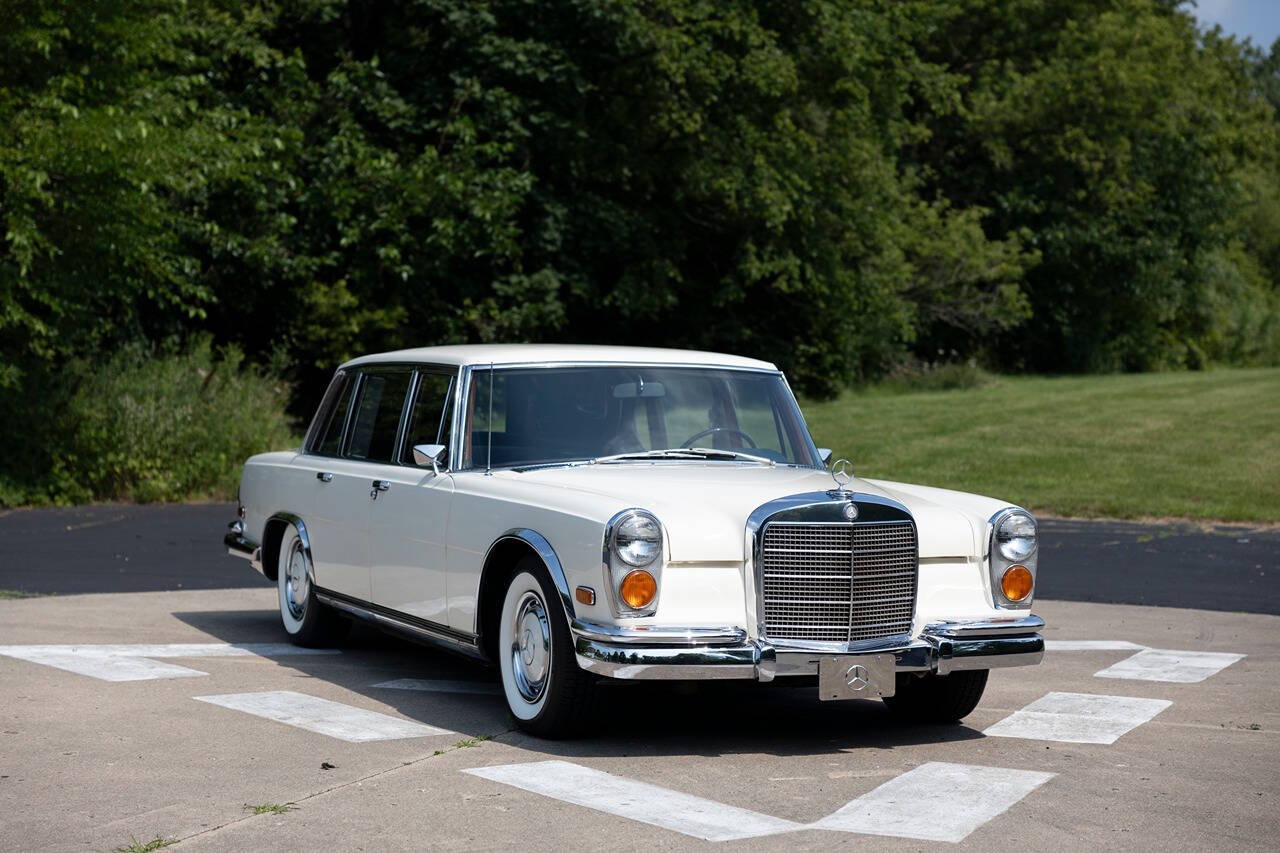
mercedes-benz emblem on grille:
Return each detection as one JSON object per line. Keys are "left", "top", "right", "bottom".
{"left": 844, "top": 663, "right": 870, "bottom": 690}
{"left": 843, "top": 503, "right": 858, "bottom": 520}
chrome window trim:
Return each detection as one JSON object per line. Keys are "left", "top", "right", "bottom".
{"left": 453, "top": 362, "right": 825, "bottom": 473}
{"left": 395, "top": 366, "right": 458, "bottom": 468}
{"left": 303, "top": 362, "right": 462, "bottom": 469}
{"left": 303, "top": 370, "right": 348, "bottom": 453}
{"left": 305, "top": 370, "right": 362, "bottom": 460}
{"left": 341, "top": 365, "right": 415, "bottom": 464}
{"left": 747, "top": 491, "right": 918, "bottom": 649}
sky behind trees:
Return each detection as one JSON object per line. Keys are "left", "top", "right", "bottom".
{"left": 1194, "top": 0, "right": 1280, "bottom": 47}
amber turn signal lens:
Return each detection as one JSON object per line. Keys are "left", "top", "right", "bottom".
{"left": 619, "top": 570, "right": 657, "bottom": 609}
{"left": 575, "top": 586, "right": 596, "bottom": 606}
{"left": 1001, "top": 565, "right": 1033, "bottom": 602}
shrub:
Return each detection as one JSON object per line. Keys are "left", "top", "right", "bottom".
{"left": 32, "top": 343, "right": 298, "bottom": 504}
{"left": 882, "top": 359, "right": 998, "bottom": 393}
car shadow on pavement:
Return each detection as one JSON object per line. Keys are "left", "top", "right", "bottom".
{"left": 172, "top": 607, "right": 986, "bottom": 759}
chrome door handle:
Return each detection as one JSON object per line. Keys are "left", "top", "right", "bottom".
{"left": 317, "top": 472, "right": 333, "bottom": 483}
{"left": 370, "top": 479, "right": 391, "bottom": 500}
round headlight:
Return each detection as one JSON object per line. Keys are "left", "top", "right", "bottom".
{"left": 997, "top": 512, "right": 1037, "bottom": 561}
{"left": 612, "top": 512, "right": 662, "bottom": 567}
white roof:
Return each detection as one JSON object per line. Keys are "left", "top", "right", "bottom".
{"left": 341, "top": 344, "right": 777, "bottom": 371}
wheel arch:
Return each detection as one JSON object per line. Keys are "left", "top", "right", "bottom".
{"left": 477, "top": 529, "right": 576, "bottom": 662}
{"left": 260, "top": 512, "right": 312, "bottom": 583}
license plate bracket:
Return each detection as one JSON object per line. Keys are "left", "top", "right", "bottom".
{"left": 817, "top": 653, "right": 896, "bottom": 700}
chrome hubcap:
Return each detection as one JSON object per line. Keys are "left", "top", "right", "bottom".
{"left": 510, "top": 591, "right": 551, "bottom": 703}
{"left": 285, "top": 541, "right": 309, "bottom": 621}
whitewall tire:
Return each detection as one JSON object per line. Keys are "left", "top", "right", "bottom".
{"left": 276, "top": 524, "right": 348, "bottom": 647}
{"left": 497, "top": 557, "right": 596, "bottom": 737}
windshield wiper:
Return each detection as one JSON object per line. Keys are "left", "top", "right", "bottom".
{"left": 510, "top": 459, "right": 593, "bottom": 473}
{"left": 592, "top": 448, "right": 775, "bottom": 466}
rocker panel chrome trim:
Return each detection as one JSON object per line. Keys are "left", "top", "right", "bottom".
{"left": 315, "top": 586, "right": 485, "bottom": 660}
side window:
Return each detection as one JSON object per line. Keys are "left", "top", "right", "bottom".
{"left": 400, "top": 372, "right": 455, "bottom": 464}
{"left": 464, "top": 368, "right": 507, "bottom": 469}
{"left": 345, "top": 370, "right": 413, "bottom": 463}
{"left": 311, "top": 372, "right": 354, "bottom": 456}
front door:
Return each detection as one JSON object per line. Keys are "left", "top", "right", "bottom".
{"left": 368, "top": 369, "right": 456, "bottom": 625}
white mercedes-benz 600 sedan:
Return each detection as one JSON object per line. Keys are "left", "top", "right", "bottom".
{"left": 226, "top": 344, "right": 1043, "bottom": 737}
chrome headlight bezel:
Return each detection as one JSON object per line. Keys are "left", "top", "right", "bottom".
{"left": 603, "top": 509, "right": 663, "bottom": 617}
{"left": 988, "top": 507, "right": 1038, "bottom": 609}
{"left": 611, "top": 510, "right": 663, "bottom": 567}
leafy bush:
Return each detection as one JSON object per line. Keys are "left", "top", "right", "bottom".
{"left": 882, "top": 360, "right": 998, "bottom": 393}
{"left": 0, "top": 342, "right": 298, "bottom": 506}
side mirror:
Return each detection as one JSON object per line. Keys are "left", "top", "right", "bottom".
{"left": 817, "top": 448, "right": 833, "bottom": 465}
{"left": 412, "top": 444, "right": 448, "bottom": 475}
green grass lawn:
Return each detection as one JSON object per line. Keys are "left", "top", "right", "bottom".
{"left": 801, "top": 367, "right": 1280, "bottom": 523}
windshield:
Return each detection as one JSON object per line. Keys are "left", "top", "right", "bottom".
{"left": 461, "top": 366, "right": 820, "bottom": 470}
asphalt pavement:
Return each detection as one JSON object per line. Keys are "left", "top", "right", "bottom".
{"left": 0, "top": 503, "right": 1275, "bottom": 612}
{"left": 1, "top": 591, "right": 1275, "bottom": 851}
{"left": 1, "top": 503, "right": 1277, "bottom": 850}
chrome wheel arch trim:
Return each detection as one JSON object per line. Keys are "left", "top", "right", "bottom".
{"left": 267, "top": 512, "right": 316, "bottom": 592}
{"left": 478, "top": 528, "right": 577, "bottom": 636}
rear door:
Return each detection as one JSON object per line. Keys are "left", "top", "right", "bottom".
{"left": 292, "top": 370, "right": 373, "bottom": 598}
{"left": 303, "top": 367, "right": 414, "bottom": 602}
{"left": 366, "top": 367, "right": 457, "bottom": 625}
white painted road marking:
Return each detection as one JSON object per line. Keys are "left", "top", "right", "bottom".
{"left": 984, "top": 691, "right": 1172, "bottom": 744}
{"left": 372, "top": 678, "right": 500, "bottom": 695}
{"left": 812, "top": 762, "right": 1054, "bottom": 842}
{"left": 1094, "top": 649, "right": 1245, "bottom": 683}
{"left": 194, "top": 690, "right": 451, "bottom": 741}
{"left": 0, "top": 643, "right": 337, "bottom": 682}
{"left": 463, "top": 760, "right": 803, "bottom": 841}
{"left": 1045, "top": 640, "right": 1148, "bottom": 651}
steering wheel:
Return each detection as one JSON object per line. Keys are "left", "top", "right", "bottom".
{"left": 679, "top": 427, "right": 759, "bottom": 449}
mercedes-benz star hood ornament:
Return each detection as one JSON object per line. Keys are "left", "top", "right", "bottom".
{"left": 828, "top": 458, "right": 855, "bottom": 499}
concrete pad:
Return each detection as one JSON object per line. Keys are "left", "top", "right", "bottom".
{"left": 811, "top": 761, "right": 1055, "bottom": 841}
{"left": 0, "top": 592, "right": 1277, "bottom": 852}
{"left": 464, "top": 760, "right": 803, "bottom": 841}
{"left": 983, "top": 692, "right": 1172, "bottom": 744}
{"left": 194, "top": 690, "right": 453, "bottom": 742}
{"left": 1094, "top": 648, "right": 1246, "bottom": 683}
{"left": 0, "top": 642, "right": 337, "bottom": 681}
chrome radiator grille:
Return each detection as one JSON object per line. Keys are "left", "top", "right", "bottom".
{"left": 759, "top": 521, "right": 917, "bottom": 644}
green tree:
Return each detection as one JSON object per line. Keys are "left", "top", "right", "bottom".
{"left": 905, "top": 0, "right": 1279, "bottom": 370}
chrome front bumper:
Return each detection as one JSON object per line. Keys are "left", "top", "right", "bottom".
{"left": 572, "top": 615, "right": 1045, "bottom": 681}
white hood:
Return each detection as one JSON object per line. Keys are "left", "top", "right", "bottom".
{"left": 500, "top": 464, "right": 992, "bottom": 561}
